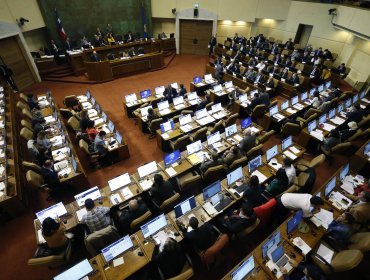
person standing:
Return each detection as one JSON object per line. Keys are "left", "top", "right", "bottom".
{"left": 209, "top": 34, "right": 217, "bottom": 55}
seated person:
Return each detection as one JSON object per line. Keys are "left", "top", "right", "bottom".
{"left": 284, "top": 57, "right": 293, "bottom": 67}
{"left": 94, "top": 131, "right": 113, "bottom": 166}
{"left": 246, "top": 92, "right": 263, "bottom": 114}
{"left": 118, "top": 199, "right": 148, "bottom": 234}
{"left": 81, "top": 198, "right": 111, "bottom": 233}
{"left": 90, "top": 51, "right": 101, "bottom": 62}
{"left": 221, "top": 203, "right": 257, "bottom": 234}
{"left": 200, "top": 152, "right": 223, "bottom": 173}
{"left": 36, "top": 130, "right": 52, "bottom": 153}
{"left": 265, "top": 168, "right": 289, "bottom": 196}
{"left": 333, "top": 63, "right": 346, "bottom": 74}
{"left": 244, "top": 69, "right": 257, "bottom": 80}
{"left": 280, "top": 193, "right": 324, "bottom": 217}
{"left": 340, "top": 121, "right": 358, "bottom": 141}
{"left": 41, "top": 160, "right": 61, "bottom": 201}
{"left": 152, "top": 238, "right": 187, "bottom": 279}
{"left": 150, "top": 174, "right": 175, "bottom": 206}
{"left": 289, "top": 73, "right": 300, "bottom": 84}
{"left": 106, "top": 32, "right": 115, "bottom": 45}
{"left": 178, "top": 84, "right": 187, "bottom": 96}
{"left": 146, "top": 108, "right": 158, "bottom": 126}
{"left": 282, "top": 158, "right": 296, "bottom": 184}
{"left": 320, "top": 129, "right": 341, "bottom": 153}
{"left": 27, "top": 94, "right": 40, "bottom": 110}
{"left": 86, "top": 120, "right": 98, "bottom": 141}
{"left": 259, "top": 91, "right": 270, "bottom": 107}
{"left": 281, "top": 262, "right": 325, "bottom": 280}
{"left": 222, "top": 146, "right": 242, "bottom": 167}
{"left": 280, "top": 68, "right": 289, "bottom": 80}
{"left": 347, "top": 190, "right": 370, "bottom": 229}
{"left": 346, "top": 103, "right": 363, "bottom": 123}
{"left": 238, "top": 128, "right": 256, "bottom": 154}
{"left": 265, "top": 76, "right": 275, "bottom": 89}
{"left": 327, "top": 212, "right": 355, "bottom": 248}
{"left": 311, "top": 91, "right": 322, "bottom": 108}
{"left": 79, "top": 110, "right": 90, "bottom": 131}
{"left": 184, "top": 217, "right": 218, "bottom": 251}
{"left": 254, "top": 70, "right": 265, "bottom": 84}
{"left": 41, "top": 217, "right": 69, "bottom": 254}
{"left": 242, "top": 175, "right": 264, "bottom": 207}
{"left": 196, "top": 94, "right": 211, "bottom": 111}
{"left": 128, "top": 47, "right": 137, "bottom": 57}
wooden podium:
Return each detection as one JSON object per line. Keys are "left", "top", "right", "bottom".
{"left": 84, "top": 61, "right": 113, "bottom": 82}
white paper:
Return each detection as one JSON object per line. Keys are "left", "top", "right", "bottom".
{"left": 314, "top": 208, "right": 333, "bottom": 229}
{"left": 284, "top": 150, "right": 297, "bottom": 160}
{"left": 162, "top": 133, "right": 169, "bottom": 139}
{"left": 203, "top": 201, "right": 217, "bottom": 216}
{"left": 286, "top": 108, "right": 297, "bottom": 114}
{"left": 165, "top": 167, "right": 177, "bottom": 177}
{"left": 37, "top": 229, "right": 46, "bottom": 244}
{"left": 293, "top": 237, "right": 311, "bottom": 255}
{"left": 289, "top": 146, "right": 300, "bottom": 154}
{"left": 316, "top": 244, "right": 334, "bottom": 264}
{"left": 340, "top": 182, "right": 355, "bottom": 194}
{"left": 113, "top": 257, "right": 124, "bottom": 267}
{"left": 110, "top": 194, "right": 122, "bottom": 205}
{"left": 233, "top": 134, "right": 243, "bottom": 142}
{"left": 0, "top": 181, "right": 5, "bottom": 191}
{"left": 76, "top": 208, "right": 87, "bottom": 222}
{"left": 251, "top": 170, "right": 267, "bottom": 183}
{"left": 121, "top": 187, "right": 134, "bottom": 199}
{"left": 140, "top": 179, "right": 152, "bottom": 191}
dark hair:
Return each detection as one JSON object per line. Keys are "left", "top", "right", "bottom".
{"left": 211, "top": 152, "right": 219, "bottom": 161}
{"left": 154, "top": 173, "right": 164, "bottom": 185}
{"left": 42, "top": 217, "right": 60, "bottom": 237}
{"left": 179, "top": 84, "right": 184, "bottom": 88}
{"left": 283, "top": 157, "right": 293, "bottom": 166}
{"left": 310, "top": 196, "right": 324, "bottom": 206}
{"left": 329, "top": 129, "right": 340, "bottom": 138}
{"left": 305, "top": 264, "right": 324, "bottom": 280}
{"left": 249, "top": 175, "right": 259, "bottom": 189}
{"left": 189, "top": 217, "right": 199, "bottom": 229}
{"left": 205, "top": 94, "right": 211, "bottom": 101}
{"left": 87, "top": 120, "right": 95, "bottom": 129}
{"left": 98, "top": 130, "right": 106, "bottom": 137}
{"left": 85, "top": 198, "right": 95, "bottom": 210}
{"left": 147, "top": 108, "right": 154, "bottom": 115}
{"left": 232, "top": 147, "right": 239, "bottom": 155}
{"left": 241, "top": 203, "right": 254, "bottom": 217}
{"left": 276, "top": 168, "right": 289, "bottom": 186}
{"left": 162, "top": 237, "right": 178, "bottom": 252}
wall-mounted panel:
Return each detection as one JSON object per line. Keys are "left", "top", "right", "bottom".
{"left": 255, "top": 0, "right": 290, "bottom": 20}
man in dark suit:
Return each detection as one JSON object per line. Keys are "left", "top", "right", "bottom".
{"left": 196, "top": 94, "right": 211, "bottom": 111}
{"left": 259, "top": 91, "right": 270, "bottom": 107}
{"left": 150, "top": 174, "right": 175, "bottom": 206}
{"left": 128, "top": 47, "right": 137, "bottom": 57}
{"left": 41, "top": 160, "right": 61, "bottom": 201}
{"left": 273, "top": 54, "right": 282, "bottom": 65}
{"left": 222, "top": 203, "right": 257, "bottom": 234}
{"left": 118, "top": 199, "right": 148, "bottom": 234}
{"left": 209, "top": 35, "right": 217, "bottom": 55}
{"left": 200, "top": 152, "right": 223, "bottom": 173}
{"left": 90, "top": 51, "right": 101, "bottom": 62}
{"left": 178, "top": 84, "right": 187, "bottom": 96}
{"left": 314, "top": 47, "right": 323, "bottom": 57}
{"left": 332, "top": 63, "right": 346, "bottom": 74}
{"left": 271, "top": 43, "right": 279, "bottom": 54}
{"left": 346, "top": 103, "right": 363, "bottom": 123}
{"left": 125, "top": 31, "right": 133, "bottom": 42}
{"left": 238, "top": 128, "right": 256, "bottom": 154}
{"left": 184, "top": 217, "right": 218, "bottom": 251}
{"left": 284, "top": 38, "right": 294, "bottom": 50}
{"left": 289, "top": 73, "right": 300, "bottom": 84}
{"left": 164, "top": 84, "right": 177, "bottom": 103}
{"left": 301, "top": 51, "right": 311, "bottom": 63}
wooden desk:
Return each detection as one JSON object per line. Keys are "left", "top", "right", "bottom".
{"left": 100, "top": 180, "right": 142, "bottom": 208}
{"left": 167, "top": 204, "right": 211, "bottom": 231}
{"left": 208, "top": 89, "right": 230, "bottom": 105}
{"left": 94, "top": 235, "right": 149, "bottom": 280}
{"left": 84, "top": 61, "right": 113, "bottom": 82}
{"left": 89, "top": 256, "right": 106, "bottom": 280}
{"left": 350, "top": 139, "right": 370, "bottom": 175}
{"left": 189, "top": 81, "right": 212, "bottom": 96}
{"left": 123, "top": 95, "right": 161, "bottom": 118}
{"left": 132, "top": 170, "right": 168, "bottom": 193}
{"left": 221, "top": 254, "right": 269, "bottom": 280}
{"left": 158, "top": 159, "right": 194, "bottom": 179}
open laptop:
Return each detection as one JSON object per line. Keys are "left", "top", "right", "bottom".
{"left": 36, "top": 202, "right": 68, "bottom": 223}
{"left": 203, "top": 180, "right": 231, "bottom": 213}
{"left": 54, "top": 259, "right": 93, "bottom": 280}
{"left": 230, "top": 255, "right": 255, "bottom": 280}
{"left": 101, "top": 235, "right": 133, "bottom": 263}
{"left": 179, "top": 114, "right": 193, "bottom": 132}
{"left": 108, "top": 173, "right": 131, "bottom": 192}
{"left": 74, "top": 186, "right": 102, "bottom": 208}
{"left": 270, "top": 245, "right": 290, "bottom": 268}
{"left": 174, "top": 196, "right": 197, "bottom": 218}
{"left": 266, "top": 145, "right": 281, "bottom": 170}
{"left": 207, "top": 131, "right": 222, "bottom": 150}
{"left": 248, "top": 155, "right": 267, "bottom": 183}
{"left": 160, "top": 120, "right": 175, "bottom": 134}
{"left": 227, "top": 166, "right": 247, "bottom": 195}
{"left": 164, "top": 150, "right": 181, "bottom": 167}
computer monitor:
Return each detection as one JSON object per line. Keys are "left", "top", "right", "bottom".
{"left": 108, "top": 120, "right": 115, "bottom": 132}
{"left": 319, "top": 114, "right": 327, "bottom": 125}
{"left": 157, "top": 100, "right": 169, "bottom": 111}
{"left": 186, "top": 140, "right": 202, "bottom": 155}
{"left": 225, "top": 124, "right": 237, "bottom": 137}
{"left": 269, "top": 105, "right": 278, "bottom": 116}
{"left": 325, "top": 176, "right": 336, "bottom": 198}
{"left": 318, "top": 84, "right": 324, "bottom": 92}
{"left": 108, "top": 173, "right": 131, "bottom": 192}
{"left": 291, "top": 96, "right": 298, "bottom": 106}
{"left": 171, "top": 82, "right": 179, "bottom": 90}
{"left": 187, "top": 92, "right": 197, "bottom": 101}
{"left": 337, "top": 104, "right": 343, "bottom": 113}
{"left": 74, "top": 186, "right": 102, "bottom": 207}
{"left": 328, "top": 108, "right": 336, "bottom": 119}
{"left": 140, "top": 105, "right": 152, "bottom": 117}
{"left": 204, "top": 74, "right": 213, "bottom": 81}
{"left": 353, "top": 94, "right": 358, "bottom": 104}
{"left": 36, "top": 202, "right": 68, "bottom": 223}
{"left": 340, "top": 163, "right": 349, "bottom": 182}
{"left": 309, "top": 88, "right": 316, "bottom": 97}
{"left": 307, "top": 120, "right": 317, "bottom": 133}
{"left": 164, "top": 150, "right": 181, "bottom": 166}
{"left": 115, "top": 131, "right": 122, "bottom": 144}
{"left": 71, "top": 154, "right": 77, "bottom": 172}
{"left": 193, "top": 76, "right": 202, "bottom": 84}
{"left": 213, "top": 84, "right": 222, "bottom": 92}
{"left": 301, "top": 91, "right": 308, "bottom": 101}
{"left": 160, "top": 120, "right": 175, "bottom": 133}
{"left": 54, "top": 259, "right": 93, "bottom": 280}
{"left": 212, "top": 103, "right": 222, "bottom": 113}
{"left": 137, "top": 161, "right": 157, "bottom": 179}
{"left": 287, "top": 211, "right": 303, "bottom": 235}
{"left": 241, "top": 117, "right": 252, "bottom": 129}
{"left": 173, "top": 96, "right": 184, "bottom": 106}
{"left": 179, "top": 114, "right": 192, "bottom": 126}
{"left": 266, "top": 145, "right": 278, "bottom": 162}
{"left": 282, "top": 136, "right": 292, "bottom": 151}
{"left": 360, "top": 91, "right": 365, "bottom": 99}
{"left": 155, "top": 86, "right": 165, "bottom": 96}
{"left": 325, "top": 81, "right": 331, "bottom": 89}
{"left": 248, "top": 155, "right": 262, "bottom": 174}
{"left": 101, "top": 235, "right": 133, "bottom": 263}
{"left": 91, "top": 96, "right": 96, "bottom": 106}
{"left": 225, "top": 81, "right": 233, "bottom": 89}
{"left": 196, "top": 108, "right": 208, "bottom": 119}
{"left": 85, "top": 90, "right": 91, "bottom": 99}
{"left": 281, "top": 100, "right": 289, "bottom": 111}
{"left": 262, "top": 230, "right": 281, "bottom": 259}
{"left": 345, "top": 98, "right": 352, "bottom": 108}
{"left": 207, "top": 131, "right": 221, "bottom": 146}
{"left": 230, "top": 255, "right": 255, "bottom": 280}
{"left": 140, "top": 89, "right": 152, "bottom": 99}
{"left": 102, "top": 111, "right": 107, "bottom": 122}
{"left": 95, "top": 104, "right": 101, "bottom": 114}
{"left": 239, "top": 94, "right": 248, "bottom": 103}
{"left": 203, "top": 181, "right": 222, "bottom": 201}
{"left": 174, "top": 196, "right": 196, "bottom": 218}
{"left": 125, "top": 93, "right": 137, "bottom": 103}
{"left": 141, "top": 214, "right": 167, "bottom": 238}
{"left": 364, "top": 142, "right": 370, "bottom": 156}
{"left": 227, "top": 166, "right": 243, "bottom": 186}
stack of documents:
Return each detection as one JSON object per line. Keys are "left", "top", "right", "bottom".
{"left": 284, "top": 150, "right": 297, "bottom": 160}
{"left": 321, "top": 123, "right": 336, "bottom": 132}
{"left": 310, "top": 130, "right": 324, "bottom": 141}
{"left": 311, "top": 208, "right": 333, "bottom": 229}
{"left": 251, "top": 170, "right": 267, "bottom": 183}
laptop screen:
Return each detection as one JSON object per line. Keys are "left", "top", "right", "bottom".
{"left": 115, "top": 131, "right": 122, "bottom": 144}
{"left": 173, "top": 96, "right": 184, "bottom": 106}
{"left": 301, "top": 92, "right": 308, "bottom": 101}
{"left": 193, "top": 76, "right": 202, "bottom": 84}
{"left": 241, "top": 117, "right": 252, "bottom": 129}
{"left": 269, "top": 105, "right": 278, "bottom": 116}
{"left": 266, "top": 145, "right": 278, "bottom": 162}
{"left": 287, "top": 210, "right": 303, "bottom": 235}
{"left": 157, "top": 100, "right": 169, "bottom": 111}
{"left": 140, "top": 89, "right": 152, "bottom": 99}
{"left": 225, "top": 81, "right": 233, "bottom": 89}
{"left": 186, "top": 140, "right": 202, "bottom": 155}
{"left": 308, "top": 120, "right": 317, "bottom": 133}
{"left": 318, "top": 84, "right": 324, "bottom": 92}
{"left": 309, "top": 88, "right": 316, "bottom": 97}
{"left": 340, "top": 163, "right": 349, "bottom": 182}
{"left": 140, "top": 105, "right": 152, "bottom": 117}
{"left": 345, "top": 98, "right": 352, "bottom": 108}
{"left": 325, "top": 81, "right": 331, "bottom": 89}
{"left": 225, "top": 124, "right": 237, "bottom": 137}
{"left": 108, "top": 173, "right": 131, "bottom": 192}
{"left": 91, "top": 96, "right": 96, "bottom": 106}
{"left": 353, "top": 94, "right": 358, "bottom": 104}
{"left": 95, "top": 104, "right": 101, "bottom": 114}
{"left": 141, "top": 214, "right": 167, "bottom": 238}
{"left": 364, "top": 142, "right": 370, "bottom": 156}
{"left": 227, "top": 166, "right": 243, "bottom": 186}
{"left": 325, "top": 176, "right": 336, "bottom": 198}
{"left": 54, "top": 259, "right": 93, "bottom": 280}
{"left": 108, "top": 120, "right": 115, "bottom": 132}
{"left": 328, "top": 108, "right": 335, "bottom": 119}
{"left": 187, "top": 92, "right": 197, "bottom": 101}
{"left": 230, "top": 255, "right": 255, "bottom": 280}
{"left": 155, "top": 86, "right": 165, "bottom": 96}
{"left": 291, "top": 96, "right": 298, "bottom": 105}
{"left": 179, "top": 114, "right": 192, "bottom": 126}
{"left": 164, "top": 150, "right": 181, "bottom": 166}
{"left": 207, "top": 131, "right": 221, "bottom": 146}
{"left": 239, "top": 94, "right": 248, "bottom": 103}
{"left": 74, "top": 186, "right": 102, "bottom": 207}
{"left": 282, "top": 136, "right": 292, "bottom": 151}
{"left": 71, "top": 154, "right": 77, "bottom": 172}
{"left": 337, "top": 104, "right": 343, "bottom": 113}
{"left": 36, "top": 202, "right": 68, "bottom": 223}
{"left": 204, "top": 74, "right": 212, "bottom": 81}
{"left": 102, "top": 111, "right": 107, "bottom": 122}
{"left": 262, "top": 230, "right": 281, "bottom": 258}
{"left": 271, "top": 245, "right": 285, "bottom": 263}
{"left": 125, "top": 93, "right": 137, "bottom": 103}
{"left": 196, "top": 108, "right": 208, "bottom": 119}
{"left": 248, "top": 155, "right": 262, "bottom": 173}
{"left": 174, "top": 196, "right": 196, "bottom": 218}
{"left": 281, "top": 100, "right": 289, "bottom": 111}
{"left": 213, "top": 84, "right": 222, "bottom": 92}
{"left": 102, "top": 235, "right": 133, "bottom": 263}
{"left": 212, "top": 103, "right": 222, "bottom": 113}
{"left": 160, "top": 120, "right": 175, "bottom": 133}
{"left": 203, "top": 181, "right": 222, "bottom": 201}
{"left": 85, "top": 90, "right": 91, "bottom": 99}
{"left": 137, "top": 161, "right": 157, "bottom": 179}
{"left": 319, "top": 114, "right": 327, "bottom": 125}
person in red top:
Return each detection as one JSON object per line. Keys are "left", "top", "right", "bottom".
{"left": 86, "top": 120, "right": 98, "bottom": 141}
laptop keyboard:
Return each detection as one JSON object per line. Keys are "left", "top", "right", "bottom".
{"left": 235, "top": 184, "right": 247, "bottom": 194}
{"left": 276, "top": 255, "right": 289, "bottom": 267}
{"left": 214, "top": 197, "right": 232, "bottom": 212}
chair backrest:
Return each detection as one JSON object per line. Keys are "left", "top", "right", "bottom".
{"left": 181, "top": 109, "right": 193, "bottom": 116}
{"left": 228, "top": 156, "right": 248, "bottom": 170}
{"left": 201, "top": 234, "right": 229, "bottom": 266}
{"left": 246, "top": 144, "right": 263, "bottom": 158}
{"left": 357, "top": 128, "right": 370, "bottom": 140}
{"left": 301, "top": 113, "right": 317, "bottom": 127}
{"left": 22, "top": 108, "right": 33, "bottom": 119}
{"left": 281, "top": 122, "right": 301, "bottom": 136}
{"left": 191, "top": 127, "right": 208, "bottom": 142}
{"left": 21, "top": 119, "right": 33, "bottom": 130}
{"left": 180, "top": 174, "right": 202, "bottom": 192}
{"left": 172, "top": 135, "right": 190, "bottom": 151}
{"left": 331, "top": 142, "right": 351, "bottom": 154}
{"left": 149, "top": 118, "right": 163, "bottom": 133}
{"left": 237, "top": 218, "right": 260, "bottom": 237}
{"left": 253, "top": 198, "right": 277, "bottom": 229}
{"left": 160, "top": 193, "right": 181, "bottom": 211}
{"left": 130, "top": 211, "right": 151, "bottom": 232}
{"left": 68, "top": 116, "right": 80, "bottom": 131}
{"left": 27, "top": 241, "right": 72, "bottom": 267}
{"left": 209, "top": 120, "right": 223, "bottom": 134}
{"left": 22, "top": 161, "right": 42, "bottom": 174}
{"left": 304, "top": 108, "right": 321, "bottom": 119}
{"left": 19, "top": 93, "right": 28, "bottom": 103}
{"left": 20, "top": 127, "right": 33, "bottom": 141}
{"left": 79, "top": 139, "right": 91, "bottom": 156}
{"left": 358, "top": 115, "right": 370, "bottom": 128}
{"left": 205, "top": 102, "right": 214, "bottom": 111}
{"left": 224, "top": 113, "right": 238, "bottom": 128}
{"left": 84, "top": 225, "right": 120, "bottom": 256}
{"left": 203, "top": 165, "right": 227, "bottom": 183}
{"left": 26, "top": 170, "right": 44, "bottom": 189}
{"left": 63, "top": 95, "right": 79, "bottom": 108}
{"left": 309, "top": 154, "right": 326, "bottom": 169}
{"left": 17, "top": 101, "right": 29, "bottom": 111}
{"left": 251, "top": 104, "right": 266, "bottom": 119}
{"left": 59, "top": 108, "right": 73, "bottom": 119}
{"left": 166, "top": 258, "right": 194, "bottom": 280}
{"left": 257, "top": 130, "right": 274, "bottom": 144}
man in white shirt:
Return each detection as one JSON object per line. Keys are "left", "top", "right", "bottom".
{"left": 283, "top": 158, "right": 296, "bottom": 184}
{"left": 280, "top": 193, "right": 324, "bottom": 217}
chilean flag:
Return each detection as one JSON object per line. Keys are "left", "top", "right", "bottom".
{"left": 55, "top": 8, "right": 67, "bottom": 42}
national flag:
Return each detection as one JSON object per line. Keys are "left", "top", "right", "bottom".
{"left": 55, "top": 8, "right": 67, "bottom": 42}
{"left": 141, "top": 1, "right": 147, "bottom": 38}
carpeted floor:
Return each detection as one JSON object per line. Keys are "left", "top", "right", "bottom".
{"left": 0, "top": 54, "right": 367, "bottom": 280}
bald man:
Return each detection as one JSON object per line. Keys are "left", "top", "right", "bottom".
{"left": 118, "top": 199, "right": 148, "bottom": 234}
{"left": 238, "top": 128, "right": 256, "bottom": 154}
